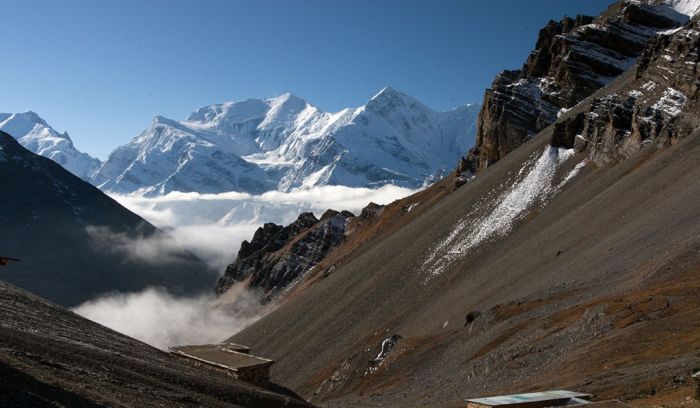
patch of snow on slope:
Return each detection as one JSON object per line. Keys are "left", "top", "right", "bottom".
{"left": 423, "top": 147, "right": 580, "bottom": 280}
{"left": 405, "top": 202, "right": 421, "bottom": 213}
{"left": 556, "top": 160, "right": 588, "bottom": 191}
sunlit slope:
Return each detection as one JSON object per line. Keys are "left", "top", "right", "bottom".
{"left": 231, "top": 72, "right": 700, "bottom": 406}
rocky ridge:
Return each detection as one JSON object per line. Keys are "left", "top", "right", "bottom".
{"left": 215, "top": 195, "right": 422, "bottom": 301}
{"left": 465, "top": 0, "right": 690, "bottom": 175}
{"left": 216, "top": 209, "right": 356, "bottom": 299}
{"left": 564, "top": 14, "right": 700, "bottom": 164}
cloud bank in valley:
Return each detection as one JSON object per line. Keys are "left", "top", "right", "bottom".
{"left": 73, "top": 285, "right": 271, "bottom": 350}
{"left": 109, "top": 185, "right": 417, "bottom": 271}
{"left": 85, "top": 225, "right": 204, "bottom": 266}
{"left": 76, "top": 185, "right": 417, "bottom": 349}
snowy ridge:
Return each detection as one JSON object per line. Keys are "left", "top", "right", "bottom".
{"left": 666, "top": 0, "right": 700, "bottom": 16}
{"left": 0, "top": 112, "right": 101, "bottom": 180}
{"left": 422, "top": 146, "right": 582, "bottom": 280}
{"left": 95, "top": 87, "right": 480, "bottom": 196}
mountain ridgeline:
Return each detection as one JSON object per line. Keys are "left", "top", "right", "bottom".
{"left": 96, "top": 88, "right": 479, "bottom": 195}
{"left": 3, "top": 88, "right": 480, "bottom": 196}
{"left": 0, "top": 281, "right": 312, "bottom": 407}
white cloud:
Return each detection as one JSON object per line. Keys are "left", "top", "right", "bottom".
{"left": 73, "top": 285, "right": 270, "bottom": 350}
{"left": 85, "top": 225, "right": 199, "bottom": 266}
{"left": 109, "top": 185, "right": 417, "bottom": 271}
{"left": 76, "top": 185, "right": 417, "bottom": 349}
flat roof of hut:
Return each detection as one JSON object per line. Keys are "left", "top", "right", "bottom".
{"left": 170, "top": 343, "right": 272, "bottom": 386}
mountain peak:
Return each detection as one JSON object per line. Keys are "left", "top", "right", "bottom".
{"left": 18, "top": 110, "right": 48, "bottom": 125}
{"left": 0, "top": 111, "right": 100, "bottom": 181}
{"left": 0, "top": 111, "right": 52, "bottom": 137}
{"left": 268, "top": 92, "right": 302, "bottom": 103}
{"left": 186, "top": 98, "right": 270, "bottom": 125}
{"left": 184, "top": 93, "right": 309, "bottom": 125}
{"left": 265, "top": 92, "right": 308, "bottom": 111}
{"left": 153, "top": 115, "right": 177, "bottom": 125}
{"left": 370, "top": 86, "right": 407, "bottom": 101}
{"left": 365, "top": 86, "right": 430, "bottom": 114}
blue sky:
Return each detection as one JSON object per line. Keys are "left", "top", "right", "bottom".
{"left": 1, "top": 0, "right": 612, "bottom": 159}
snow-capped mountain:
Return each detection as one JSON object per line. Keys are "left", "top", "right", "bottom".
{"left": 0, "top": 112, "right": 101, "bottom": 180}
{"left": 95, "top": 88, "right": 480, "bottom": 196}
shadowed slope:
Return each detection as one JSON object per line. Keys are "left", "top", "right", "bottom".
{"left": 0, "top": 131, "right": 216, "bottom": 307}
{"left": 0, "top": 281, "right": 313, "bottom": 408}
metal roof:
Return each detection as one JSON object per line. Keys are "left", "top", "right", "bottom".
{"left": 466, "top": 390, "right": 593, "bottom": 406}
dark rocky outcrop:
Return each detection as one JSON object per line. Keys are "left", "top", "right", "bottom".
{"left": 369, "top": 335, "right": 403, "bottom": 366}
{"left": 465, "top": 310, "right": 482, "bottom": 326}
{"left": 358, "top": 202, "right": 385, "bottom": 222}
{"left": 454, "top": 151, "right": 478, "bottom": 189}
{"left": 466, "top": 0, "right": 689, "bottom": 173}
{"left": 216, "top": 210, "right": 354, "bottom": 299}
{"left": 551, "top": 112, "right": 586, "bottom": 149}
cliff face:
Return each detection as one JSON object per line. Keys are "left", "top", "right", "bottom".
{"left": 216, "top": 210, "right": 355, "bottom": 298}
{"left": 467, "top": 1, "right": 689, "bottom": 174}
{"left": 557, "top": 15, "right": 700, "bottom": 165}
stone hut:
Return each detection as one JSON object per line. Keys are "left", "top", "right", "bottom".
{"left": 170, "top": 343, "right": 273, "bottom": 387}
